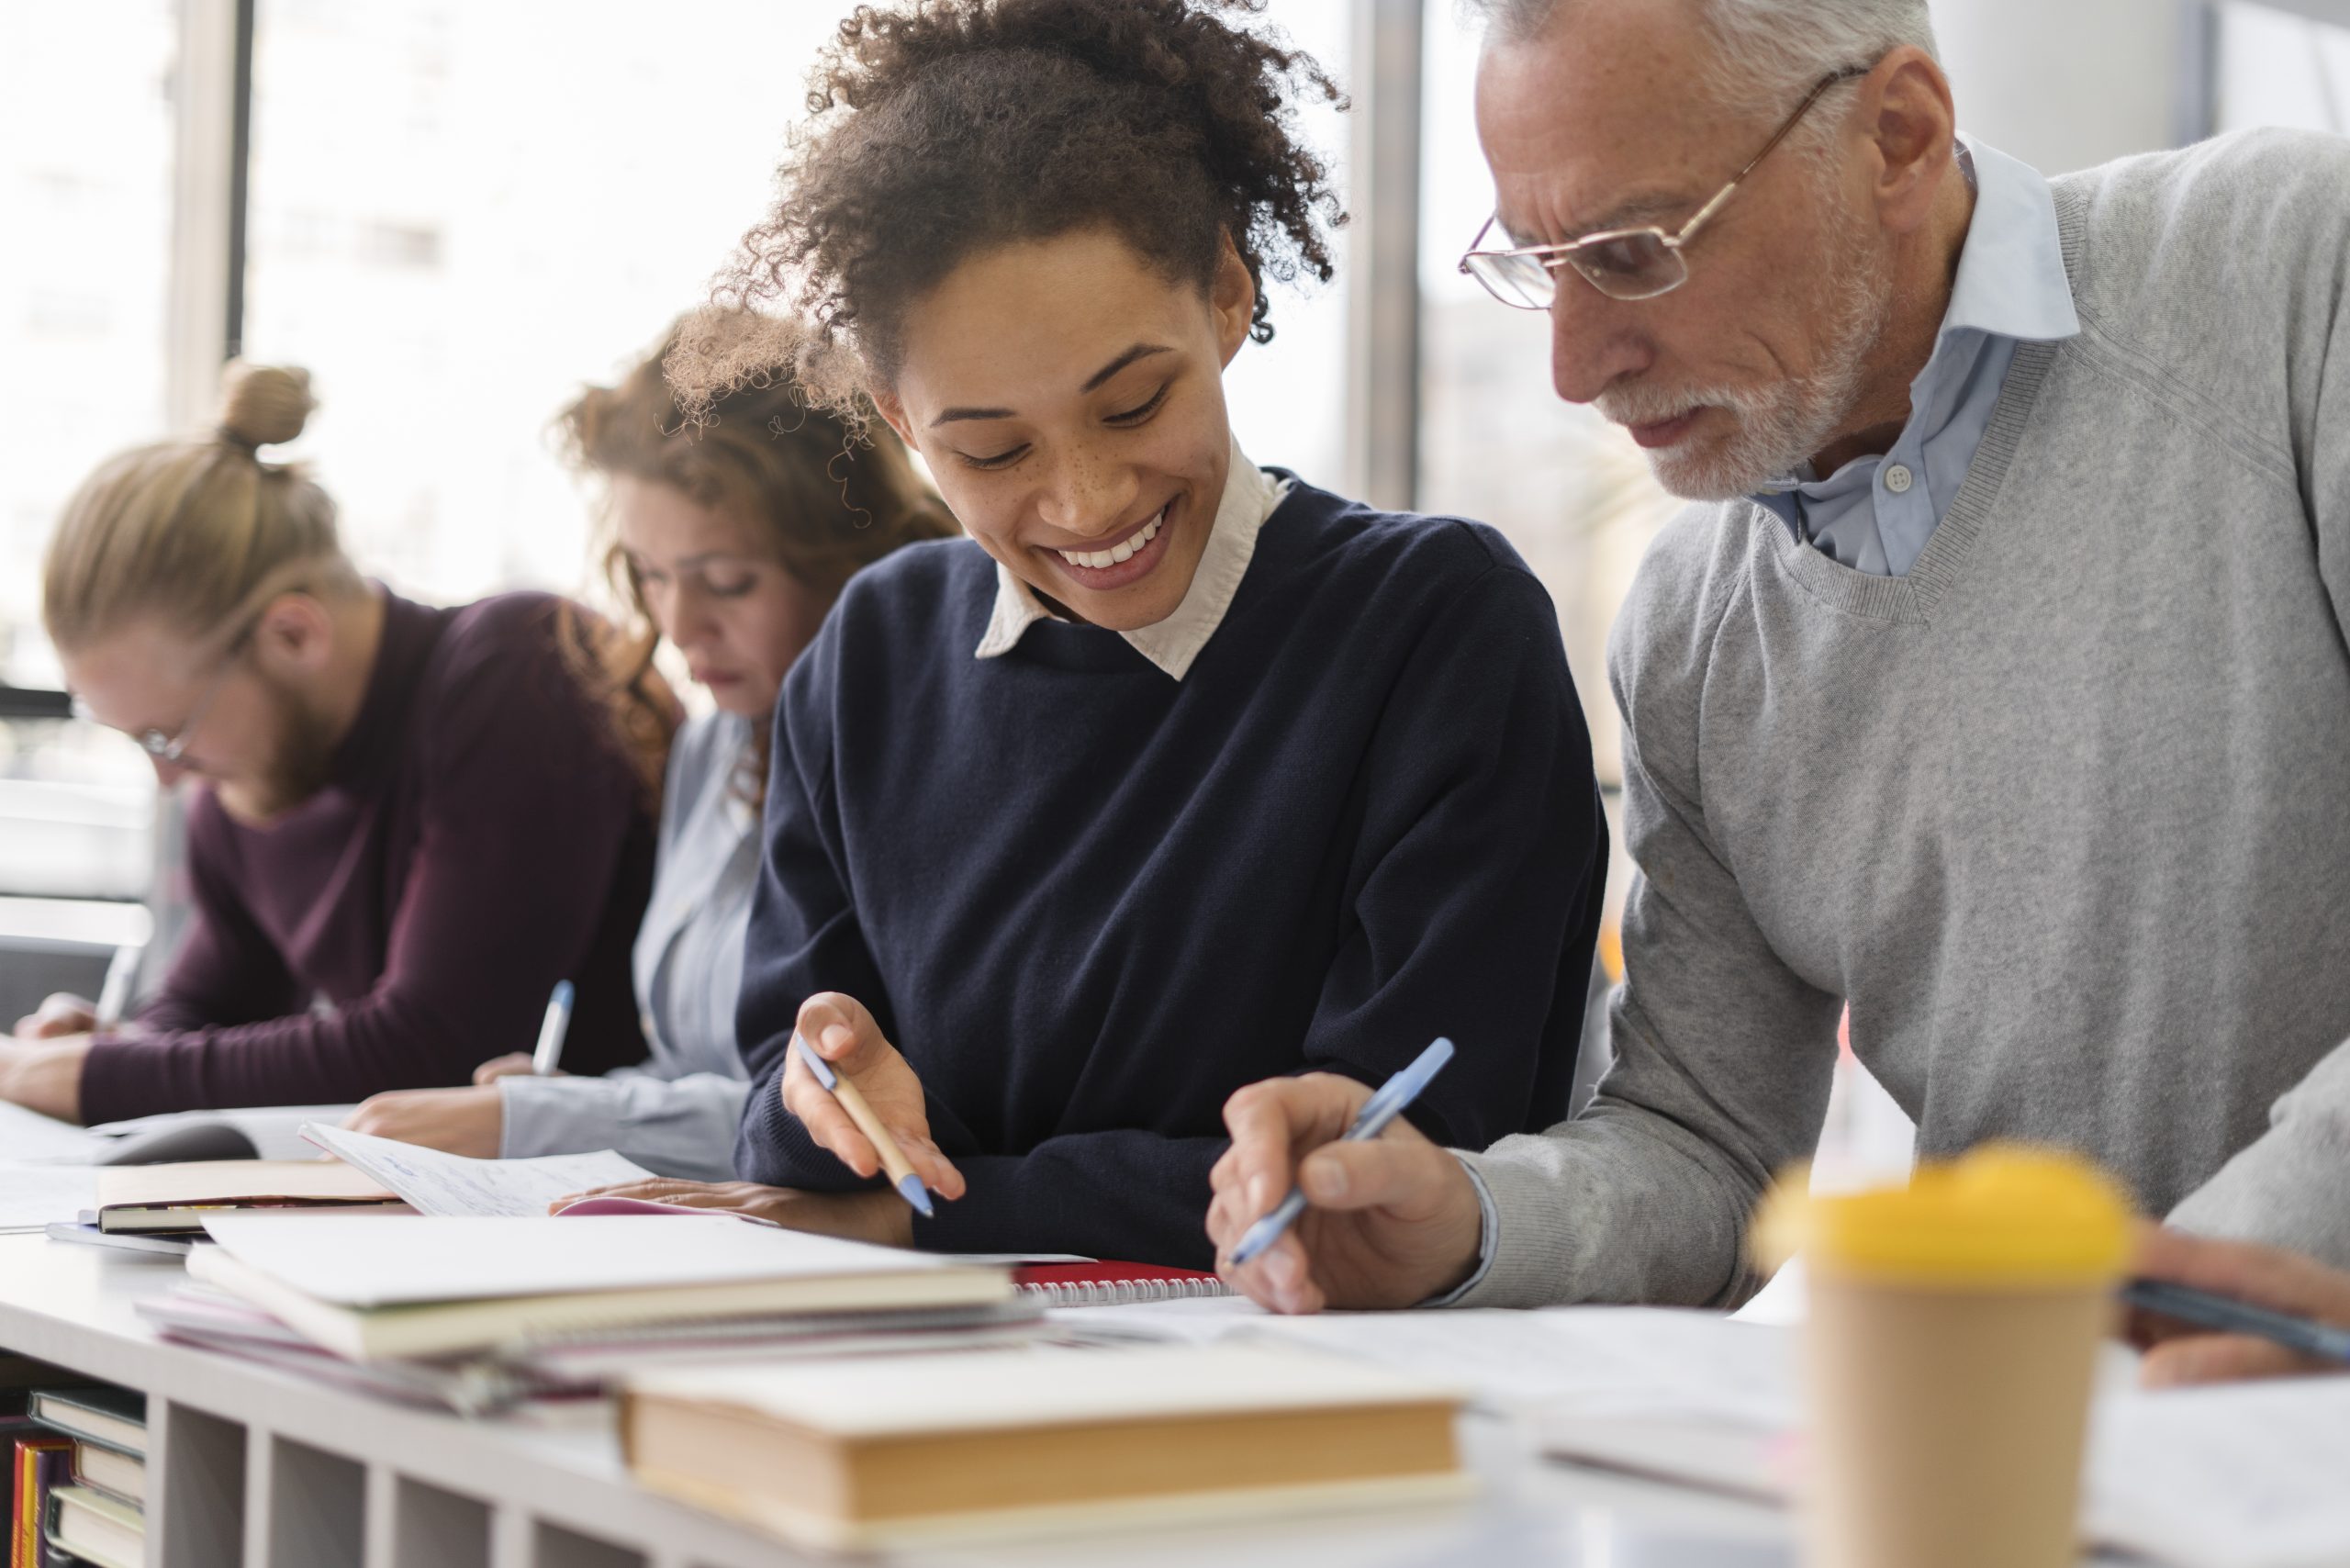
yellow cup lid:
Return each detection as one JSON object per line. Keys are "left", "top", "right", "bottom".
{"left": 1755, "top": 1145, "right": 2133, "bottom": 1290}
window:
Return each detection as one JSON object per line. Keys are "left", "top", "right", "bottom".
{"left": 2217, "top": 4, "right": 2350, "bottom": 134}
{"left": 238, "top": 3, "right": 852, "bottom": 610}
{"left": 1415, "top": 0, "right": 1680, "bottom": 796}
{"left": 0, "top": 5, "right": 175, "bottom": 899}
{"left": 0, "top": 3, "right": 178, "bottom": 690}
{"left": 238, "top": 1, "right": 1350, "bottom": 619}
{"left": 1222, "top": 3, "right": 1352, "bottom": 488}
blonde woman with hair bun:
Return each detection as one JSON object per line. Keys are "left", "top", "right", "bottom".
{"left": 0, "top": 361, "right": 666, "bottom": 1126}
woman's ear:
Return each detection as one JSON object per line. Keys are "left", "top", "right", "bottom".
{"left": 870, "top": 388, "right": 919, "bottom": 451}
{"left": 1210, "top": 231, "right": 1258, "bottom": 367}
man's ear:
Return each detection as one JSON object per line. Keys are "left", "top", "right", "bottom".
{"left": 250, "top": 593, "right": 335, "bottom": 677}
{"left": 1860, "top": 47, "right": 1959, "bottom": 237}
{"left": 870, "top": 387, "right": 919, "bottom": 450}
{"left": 1210, "top": 231, "right": 1259, "bottom": 367}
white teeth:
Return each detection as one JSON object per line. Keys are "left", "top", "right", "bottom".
{"left": 1058, "top": 507, "right": 1165, "bottom": 570}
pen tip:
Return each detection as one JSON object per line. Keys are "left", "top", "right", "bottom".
{"left": 899, "top": 1173, "right": 934, "bottom": 1219}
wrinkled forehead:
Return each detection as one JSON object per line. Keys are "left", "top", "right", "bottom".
{"left": 1472, "top": 1, "right": 1738, "bottom": 246}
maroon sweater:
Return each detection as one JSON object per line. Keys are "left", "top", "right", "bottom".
{"left": 79, "top": 590, "right": 656, "bottom": 1122}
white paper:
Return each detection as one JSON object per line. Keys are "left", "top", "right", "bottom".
{"left": 1053, "top": 1301, "right": 1801, "bottom": 1420}
{"left": 0, "top": 1101, "right": 106, "bottom": 1164}
{"left": 300, "top": 1123, "right": 655, "bottom": 1218}
{"left": 0, "top": 1162, "right": 99, "bottom": 1232}
{"left": 89, "top": 1105, "right": 359, "bottom": 1163}
{"left": 198, "top": 1212, "right": 956, "bottom": 1308}
{"left": 1250, "top": 1306, "right": 1800, "bottom": 1421}
{"left": 2087, "top": 1378, "right": 2350, "bottom": 1568}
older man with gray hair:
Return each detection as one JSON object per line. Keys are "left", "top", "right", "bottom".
{"left": 1208, "top": 0, "right": 2350, "bottom": 1313}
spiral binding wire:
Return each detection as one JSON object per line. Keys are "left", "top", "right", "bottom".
{"left": 1017, "top": 1277, "right": 1234, "bottom": 1307}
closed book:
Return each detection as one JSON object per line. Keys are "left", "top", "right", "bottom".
{"left": 44, "top": 1484, "right": 141, "bottom": 1568}
{"left": 621, "top": 1343, "right": 1470, "bottom": 1550}
{"left": 191, "top": 1214, "right": 1013, "bottom": 1361}
{"left": 95, "top": 1160, "right": 402, "bottom": 1234}
{"left": 27, "top": 1391, "right": 144, "bottom": 1460}
{"left": 10, "top": 1437, "right": 72, "bottom": 1568}
{"left": 70, "top": 1443, "right": 143, "bottom": 1510}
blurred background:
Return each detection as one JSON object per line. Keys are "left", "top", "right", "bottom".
{"left": 1, "top": 0, "right": 2344, "bottom": 1146}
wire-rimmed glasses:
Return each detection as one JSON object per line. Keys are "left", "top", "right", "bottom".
{"left": 70, "top": 613, "right": 261, "bottom": 764}
{"left": 1459, "top": 64, "right": 1871, "bottom": 308}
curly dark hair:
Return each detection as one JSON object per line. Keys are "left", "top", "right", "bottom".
{"left": 669, "top": 0, "right": 1347, "bottom": 421}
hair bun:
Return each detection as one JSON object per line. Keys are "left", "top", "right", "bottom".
{"left": 217, "top": 361, "right": 317, "bottom": 450}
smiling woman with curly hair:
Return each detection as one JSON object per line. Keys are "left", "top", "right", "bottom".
{"left": 583, "top": 0, "right": 1609, "bottom": 1271}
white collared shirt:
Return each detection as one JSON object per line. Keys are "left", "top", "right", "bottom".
{"left": 974, "top": 438, "right": 1292, "bottom": 680}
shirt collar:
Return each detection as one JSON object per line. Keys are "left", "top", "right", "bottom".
{"left": 1751, "top": 135, "right": 2077, "bottom": 510}
{"left": 974, "top": 438, "right": 1291, "bottom": 680}
{"left": 1940, "top": 135, "right": 2079, "bottom": 344}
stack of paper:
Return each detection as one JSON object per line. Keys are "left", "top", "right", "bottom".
{"left": 191, "top": 1212, "right": 1015, "bottom": 1361}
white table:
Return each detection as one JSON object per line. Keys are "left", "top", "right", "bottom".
{"left": 0, "top": 1234, "right": 1814, "bottom": 1568}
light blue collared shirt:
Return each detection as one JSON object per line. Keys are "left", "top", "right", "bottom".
{"left": 1751, "top": 138, "right": 2080, "bottom": 577}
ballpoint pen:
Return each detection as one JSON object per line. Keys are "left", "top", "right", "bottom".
{"left": 532, "top": 981, "right": 575, "bottom": 1076}
{"left": 1231, "top": 1036, "right": 1456, "bottom": 1266}
{"left": 2122, "top": 1277, "right": 2350, "bottom": 1366}
{"left": 792, "top": 1032, "right": 935, "bottom": 1219}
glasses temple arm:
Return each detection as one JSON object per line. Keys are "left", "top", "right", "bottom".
{"left": 1677, "top": 64, "right": 1873, "bottom": 246}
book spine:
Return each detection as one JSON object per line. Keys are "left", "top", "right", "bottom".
{"left": 11, "top": 1439, "right": 70, "bottom": 1568}
{"left": 1015, "top": 1277, "right": 1234, "bottom": 1306}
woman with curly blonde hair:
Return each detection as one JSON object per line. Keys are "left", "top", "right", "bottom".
{"left": 346, "top": 321, "right": 953, "bottom": 1173}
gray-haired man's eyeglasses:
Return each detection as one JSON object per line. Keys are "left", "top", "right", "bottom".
{"left": 1459, "top": 64, "right": 1872, "bottom": 308}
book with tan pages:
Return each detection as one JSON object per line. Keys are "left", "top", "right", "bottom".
{"left": 93, "top": 1160, "right": 402, "bottom": 1234}
{"left": 621, "top": 1343, "right": 1472, "bottom": 1550}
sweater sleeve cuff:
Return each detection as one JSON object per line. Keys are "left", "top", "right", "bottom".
{"left": 76, "top": 1034, "right": 164, "bottom": 1126}
{"left": 1418, "top": 1153, "right": 1499, "bottom": 1307}
{"left": 735, "top": 1073, "right": 876, "bottom": 1196}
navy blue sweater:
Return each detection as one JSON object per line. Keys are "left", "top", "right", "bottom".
{"left": 734, "top": 478, "right": 1607, "bottom": 1266}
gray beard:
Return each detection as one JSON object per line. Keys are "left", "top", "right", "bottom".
{"left": 1602, "top": 225, "right": 1895, "bottom": 502}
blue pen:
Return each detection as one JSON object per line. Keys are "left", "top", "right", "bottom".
{"left": 532, "top": 980, "right": 575, "bottom": 1076}
{"left": 2122, "top": 1277, "right": 2350, "bottom": 1365}
{"left": 1231, "top": 1036, "right": 1455, "bottom": 1266}
{"left": 791, "top": 1032, "right": 935, "bottom": 1219}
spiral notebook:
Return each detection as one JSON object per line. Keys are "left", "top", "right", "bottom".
{"left": 1011, "top": 1262, "right": 1231, "bottom": 1306}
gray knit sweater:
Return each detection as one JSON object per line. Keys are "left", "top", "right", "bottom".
{"left": 1460, "top": 128, "right": 2350, "bottom": 1309}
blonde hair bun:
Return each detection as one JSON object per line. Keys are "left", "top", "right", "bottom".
{"left": 217, "top": 360, "right": 317, "bottom": 450}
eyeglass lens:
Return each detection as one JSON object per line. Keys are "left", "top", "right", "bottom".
{"left": 1465, "top": 230, "right": 1689, "bottom": 308}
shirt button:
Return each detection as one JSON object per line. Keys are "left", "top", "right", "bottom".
{"left": 1883, "top": 463, "right": 1914, "bottom": 494}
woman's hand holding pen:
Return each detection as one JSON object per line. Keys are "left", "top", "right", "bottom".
{"left": 784, "top": 992, "right": 966, "bottom": 1203}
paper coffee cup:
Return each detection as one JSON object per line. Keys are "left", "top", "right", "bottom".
{"left": 1757, "top": 1147, "right": 2131, "bottom": 1568}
